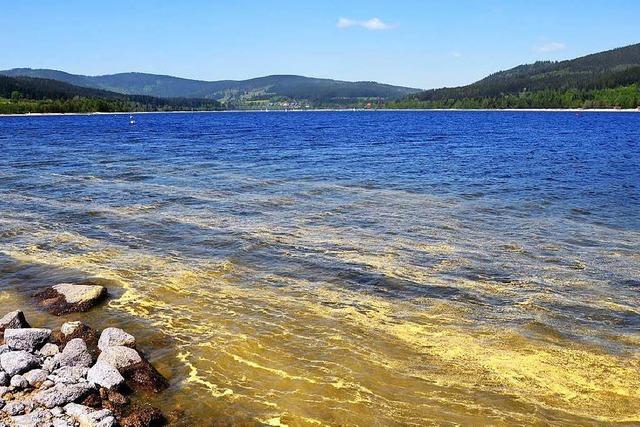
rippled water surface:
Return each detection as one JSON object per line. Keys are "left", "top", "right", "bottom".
{"left": 0, "top": 111, "right": 639, "bottom": 426}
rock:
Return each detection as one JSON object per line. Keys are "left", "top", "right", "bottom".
{"left": 0, "top": 311, "right": 30, "bottom": 338}
{"left": 39, "top": 343, "right": 60, "bottom": 357}
{"left": 96, "top": 346, "right": 142, "bottom": 370}
{"left": 34, "top": 382, "right": 93, "bottom": 408}
{"left": 4, "top": 328, "right": 51, "bottom": 352}
{"left": 10, "top": 408, "right": 55, "bottom": 427}
{"left": 58, "top": 338, "right": 92, "bottom": 368}
{"left": 43, "top": 355, "right": 59, "bottom": 372}
{"left": 10, "top": 374, "right": 28, "bottom": 389}
{"left": 0, "top": 371, "right": 8, "bottom": 386}
{"left": 87, "top": 362, "right": 124, "bottom": 390}
{"left": 51, "top": 322, "right": 100, "bottom": 360}
{"left": 98, "top": 328, "right": 136, "bottom": 351}
{"left": 0, "top": 345, "right": 9, "bottom": 355}
{"left": 51, "top": 366, "right": 89, "bottom": 384}
{"left": 35, "top": 282, "right": 107, "bottom": 315}
{"left": 65, "top": 403, "right": 116, "bottom": 427}
{"left": 120, "top": 360, "right": 169, "bottom": 393}
{"left": 24, "top": 368, "right": 48, "bottom": 387}
{"left": 0, "top": 386, "right": 8, "bottom": 397}
{"left": 61, "top": 321, "right": 83, "bottom": 336}
{"left": 40, "top": 379, "right": 54, "bottom": 390}
{"left": 120, "top": 404, "right": 166, "bottom": 427}
{"left": 0, "top": 351, "right": 40, "bottom": 376}
{"left": 3, "top": 400, "right": 26, "bottom": 415}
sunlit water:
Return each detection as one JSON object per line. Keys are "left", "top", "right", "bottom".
{"left": 0, "top": 111, "right": 639, "bottom": 426}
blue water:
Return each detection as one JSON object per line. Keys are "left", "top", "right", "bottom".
{"left": 1, "top": 111, "right": 639, "bottom": 425}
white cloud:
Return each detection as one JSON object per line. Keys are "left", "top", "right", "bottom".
{"left": 534, "top": 41, "right": 566, "bottom": 53}
{"left": 450, "top": 51, "right": 463, "bottom": 58}
{"left": 337, "top": 17, "right": 396, "bottom": 31}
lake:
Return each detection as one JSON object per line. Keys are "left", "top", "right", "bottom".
{"left": 0, "top": 111, "right": 638, "bottom": 425}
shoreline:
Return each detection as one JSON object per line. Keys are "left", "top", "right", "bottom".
{"left": 0, "top": 108, "right": 639, "bottom": 118}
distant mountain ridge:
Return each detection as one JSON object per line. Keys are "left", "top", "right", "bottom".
{"left": 411, "top": 43, "right": 640, "bottom": 102}
{"left": 0, "top": 69, "right": 421, "bottom": 105}
{"left": 0, "top": 74, "right": 222, "bottom": 114}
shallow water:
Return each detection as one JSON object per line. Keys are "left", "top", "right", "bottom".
{"left": 0, "top": 111, "right": 639, "bottom": 426}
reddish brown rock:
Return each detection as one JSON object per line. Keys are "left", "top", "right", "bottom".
{"left": 120, "top": 404, "right": 166, "bottom": 427}
{"left": 120, "top": 359, "right": 169, "bottom": 393}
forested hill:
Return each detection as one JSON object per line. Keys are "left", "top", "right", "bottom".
{"left": 395, "top": 43, "right": 640, "bottom": 109}
{"left": 0, "top": 69, "right": 420, "bottom": 107}
{"left": 0, "top": 75, "right": 222, "bottom": 114}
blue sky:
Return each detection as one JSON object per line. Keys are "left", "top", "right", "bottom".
{"left": 2, "top": 0, "right": 639, "bottom": 89}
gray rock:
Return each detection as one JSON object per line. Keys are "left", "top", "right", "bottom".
{"left": 61, "top": 321, "right": 83, "bottom": 336}
{"left": 0, "top": 345, "right": 8, "bottom": 355}
{"left": 0, "top": 371, "right": 8, "bottom": 386}
{"left": 51, "top": 366, "right": 89, "bottom": 384}
{"left": 10, "top": 374, "right": 28, "bottom": 389}
{"left": 0, "top": 311, "right": 30, "bottom": 331}
{"left": 43, "top": 355, "right": 59, "bottom": 372}
{"left": 10, "top": 408, "right": 54, "bottom": 427}
{"left": 39, "top": 343, "right": 60, "bottom": 358}
{"left": 0, "top": 350, "right": 40, "bottom": 376}
{"left": 64, "top": 403, "right": 116, "bottom": 427}
{"left": 97, "top": 327, "right": 135, "bottom": 351}
{"left": 3, "top": 400, "right": 26, "bottom": 415}
{"left": 53, "top": 283, "right": 105, "bottom": 305}
{"left": 36, "top": 283, "right": 107, "bottom": 315}
{"left": 0, "top": 398, "right": 4, "bottom": 409}
{"left": 0, "top": 386, "right": 8, "bottom": 397}
{"left": 87, "top": 362, "right": 124, "bottom": 390}
{"left": 40, "top": 379, "right": 55, "bottom": 390}
{"left": 52, "top": 418, "right": 76, "bottom": 427}
{"left": 96, "top": 345, "right": 141, "bottom": 370}
{"left": 24, "top": 368, "right": 49, "bottom": 387}
{"left": 4, "top": 328, "right": 51, "bottom": 352}
{"left": 58, "top": 338, "right": 92, "bottom": 368}
{"left": 34, "top": 382, "right": 92, "bottom": 408}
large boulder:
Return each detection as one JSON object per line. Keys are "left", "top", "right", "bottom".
{"left": 34, "top": 282, "right": 107, "bottom": 315}
{"left": 34, "top": 382, "right": 93, "bottom": 408}
{"left": 96, "top": 346, "right": 168, "bottom": 393}
{"left": 0, "top": 350, "right": 40, "bottom": 376}
{"left": 96, "top": 346, "right": 142, "bottom": 370}
{"left": 98, "top": 328, "right": 135, "bottom": 351}
{"left": 4, "top": 328, "right": 51, "bottom": 352}
{"left": 87, "top": 361, "right": 124, "bottom": 390}
{"left": 65, "top": 402, "right": 116, "bottom": 427}
{"left": 57, "top": 338, "right": 93, "bottom": 368}
{"left": 0, "top": 311, "right": 30, "bottom": 340}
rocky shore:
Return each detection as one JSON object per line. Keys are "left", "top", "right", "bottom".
{"left": 0, "top": 283, "right": 170, "bottom": 427}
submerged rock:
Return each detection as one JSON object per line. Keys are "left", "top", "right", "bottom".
{"left": 34, "top": 282, "right": 107, "bottom": 315}
{"left": 120, "top": 404, "right": 166, "bottom": 427}
{"left": 120, "top": 360, "right": 169, "bottom": 393}
{"left": 4, "top": 328, "right": 51, "bottom": 352}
